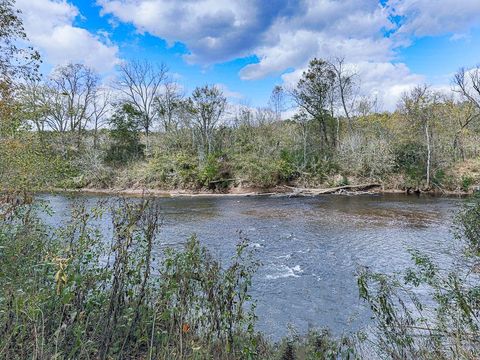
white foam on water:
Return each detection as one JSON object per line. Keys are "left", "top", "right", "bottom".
{"left": 266, "top": 264, "right": 303, "bottom": 279}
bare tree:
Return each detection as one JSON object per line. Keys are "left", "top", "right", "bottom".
{"left": 232, "top": 104, "right": 254, "bottom": 128}
{"left": 330, "top": 57, "right": 358, "bottom": 132}
{"left": 268, "top": 85, "right": 285, "bottom": 121}
{"left": 188, "top": 85, "right": 226, "bottom": 159}
{"left": 400, "top": 85, "right": 440, "bottom": 189}
{"left": 91, "top": 87, "right": 112, "bottom": 149}
{"left": 454, "top": 66, "right": 480, "bottom": 110}
{"left": 356, "top": 95, "right": 379, "bottom": 117}
{"left": 39, "top": 86, "right": 69, "bottom": 133}
{"left": 19, "top": 80, "right": 49, "bottom": 134}
{"left": 115, "top": 60, "right": 168, "bottom": 151}
{"left": 440, "top": 97, "right": 478, "bottom": 160}
{"left": 155, "top": 80, "right": 183, "bottom": 132}
{"left": 50, "top": 63, "right": 98, "bottom": 140}
{"left": 254, "top": 107, "right": 275, "bottom": 126}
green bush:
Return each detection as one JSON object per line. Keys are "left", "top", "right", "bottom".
{"left": 142, "top": 152, "right": 200, "bottom": 188}
{"left": 461, "top": 175, "right": 474, "bottom": 192}
{"left": 393, "top": 142, "right": 425, "bottom": 182}
{"left": 0, "top": 136, "right": 80, "bottom": 191}
{"left": 200, "top": 153, "right": 233, "bottom": 189}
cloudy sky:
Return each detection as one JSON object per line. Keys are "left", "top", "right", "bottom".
{"left": 15, "top": 0, "right": 480, "bottom": 110}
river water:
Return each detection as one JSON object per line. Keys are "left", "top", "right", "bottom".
{"left": 38, "top": 192, "right": 464, "bottom": 340}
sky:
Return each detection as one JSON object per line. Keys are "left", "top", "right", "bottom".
{"left": 15, "top": 0, "right": 480, "bottom": 111}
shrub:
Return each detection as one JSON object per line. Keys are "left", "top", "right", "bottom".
{"left": 461, "top": 175, "right": 474, "bottom": 192}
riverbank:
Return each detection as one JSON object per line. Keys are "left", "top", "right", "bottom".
{"left": 47, "top": 183, "right": 471, "bottom": 198}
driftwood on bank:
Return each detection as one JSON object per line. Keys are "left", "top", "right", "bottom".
{"left": 285, "top": 183, "right": 382, "bottom": 197}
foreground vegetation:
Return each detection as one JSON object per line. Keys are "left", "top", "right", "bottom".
{"left": 1, "top": 193, "right": 480, "bottom": 359}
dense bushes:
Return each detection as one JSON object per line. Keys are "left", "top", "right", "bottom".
{"left": 0, "top": 135, "right": 79, "bottom": 191}
{"left": 0, "top": 197, "right": 261, "bottom": 359}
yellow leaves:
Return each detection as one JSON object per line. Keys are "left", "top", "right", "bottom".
{"left": 53, "top": 257, "right": 69, "bottom": 295}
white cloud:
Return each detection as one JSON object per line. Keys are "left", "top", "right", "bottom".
{"left": 98, "top": 0, "right": 263, "bottom": 63}
{"left": 215, "top": 83, "right": 243, "bottom": 101}
{"left": 16, "top": 0, "right": 120, "bottom": 73}
{"left": 281, "top": 61, "right": 425, "bottom": 111}
{"left": 355, "top": 62, "right": 425, "bottom": 110}
{"left": 388, "top": 0, "right": 480, "bottom": 37}
{"left": 97, "top": 0, "right": 480, "bottom": 110}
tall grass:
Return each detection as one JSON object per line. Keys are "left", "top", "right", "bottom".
{"left": 0, "top": 195, "right": 265, "bottom": 359}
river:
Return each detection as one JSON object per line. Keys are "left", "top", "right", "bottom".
{"left": 37, "top": 192, "right": 464, "bottom": 340}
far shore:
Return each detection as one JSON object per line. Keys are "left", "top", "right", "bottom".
{"left": 44, "top": 185, "right": 471, "bottom": 198}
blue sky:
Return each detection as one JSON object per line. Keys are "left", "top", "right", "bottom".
{"left": 16, "top": 0, "right": 480, "bottom": 110}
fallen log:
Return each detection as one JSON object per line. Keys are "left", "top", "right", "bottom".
{"left": 286, "top": 183, "right": 382, "bottom": 196}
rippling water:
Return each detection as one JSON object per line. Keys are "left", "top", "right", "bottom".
{"left": 38, "top": 192, "right": 464, "bottom": 340}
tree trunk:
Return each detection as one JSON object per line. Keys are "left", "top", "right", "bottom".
{"left": 425, "top": 121, "right": 431, "bottom": 188}
{"left": 302, "top": 125, "right": 307, "bottom": 169}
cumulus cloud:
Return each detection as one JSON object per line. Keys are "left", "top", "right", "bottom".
{"left": 16, "top": 0, "right": 120, "bottom": 73}
{"left": 98, "top": 0, "right": 294, "bottom": 64}
{"left": 98, "top": 0, "right": 394, "bottom": 68}
{"left": 97, "top": 0, "right": 480, "bottom": 110}
{"left": 388, "top": 0, "right": 480, "bottom": 37}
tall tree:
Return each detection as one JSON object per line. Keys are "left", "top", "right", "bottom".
{"left": 188, "top": 85, "right": 226, "bottom": 159}
{"left": 290, "top": 58, "right": 336, "bottom": 151}
{"left": 330, "top": 57, "right": 358, "bottom": 135}
{"left": 454, "top": 66, "right": 480, "bottom": 111}
{"left": 293, "top": 111, "right": 310, "bottom": 169}
{"left": 0, "top": 0, "right": 40, "bottom": 139}
{"left": 19, "top": 80, "right": 49, "bottom": 134}
{"left": 453, "top": 67, "right": 480, "bottom": 157}
{"left": 155, "top": 80, "right": 183, "bottom": 132}
{"left": 116, "top": 60, "right": 168, "bottom": 151}
{"left": 51, "top": 64, "right": 98, "bottom": 131}
{"left": 105, "top": 103, "right": 145, "bottom": 165}
{"left": 400, "top": 85, "right": 440, "bottom": 189}
{"left": 49, "top": 63, "right": 98, "bottom": 147}
{"left": 91, "top": 87, "right": 111, "bottom": 149}
{"left": 269, "top": 85, "right": 285, "bottom": 121}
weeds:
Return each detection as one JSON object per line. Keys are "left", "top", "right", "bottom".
{"left": 0, "top": 196, "right": 262, "bottom": 359}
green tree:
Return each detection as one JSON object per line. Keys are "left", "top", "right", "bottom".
{"left": 188, "top": 85, "right": 226, "bottom": 160}
{"left": 290, "top": 58, "right": 336, "bottom": 151}
{"left": 0, "top": 0, "right": 40, "bottom": 139}
{"left": 105, "top": 103, "right": 145, "bottom": 165}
